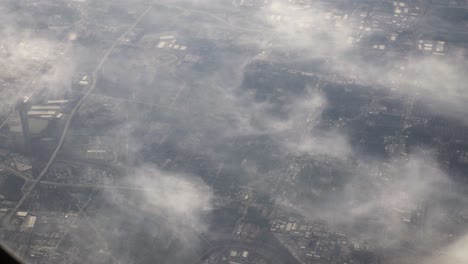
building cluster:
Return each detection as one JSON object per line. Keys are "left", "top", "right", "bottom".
{"left": 136, "top": 33, "right": 199, "bottom": 66}
{"left": 156, "top": 35, "right": 188, "bottom": 51}
{"left": 26, "top": 100, "right": 67, "bottom": 121}
{"left": 349, "top": 1, "right": 422, "bottom": 49}
{"left": 85, "top": 136, "right": 116, "bottom": 161}
{"left": 203, "top": 247, "right": 267, "bottom": 264}
{"left": 235, "top": 222, "right": 262, "bottom": 241}
{"left": 418, "top": 39, "right": 446, "bottom": 55}
{"left": 0, "top": 0, "right": 467, "bottom": 263}
{"left": 6, "top": 153, "right": 33, "bottom": 173}
{"left": 0, "top": 96, "right": 69, "bottom": 153}
{"left": 5, "top": 210, "right": 80, "bottom": 263}
{"left": 233, "top": 0, "right": 270, "bottom": 8}
{"left": 258, "top": 0, "right": 456, "bottom": 57}
{"left": 44, "top": 162, "right": 116, "bottom": 186}
{"left": 271, "top": 218, "right": 374, "bottom": 264}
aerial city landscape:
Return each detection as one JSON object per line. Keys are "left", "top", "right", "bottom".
{"left": 0, "top": 0, "right": 468, "bottom": 263}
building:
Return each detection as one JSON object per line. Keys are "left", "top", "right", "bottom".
{"left": 418, "top": 40, "right": 446, "bottom": 55}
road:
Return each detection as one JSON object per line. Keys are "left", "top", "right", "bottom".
{"left": 0, "top": 165, "right": 30, "bottom": 181}
{"left": 2, "top": 161, "right": 282, "bottom": 213}
{"left": 0, "top": 109, "right": 14, "bottom": 131}
{"left": 2, "top": 5, "right": 154, "bottom": 225}
{"left": 36, "top": 181, "right": 159, "bottom": 192}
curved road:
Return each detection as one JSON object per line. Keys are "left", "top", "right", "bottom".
{"left": 3, "top": 5, "right": 154, "bottom": 225}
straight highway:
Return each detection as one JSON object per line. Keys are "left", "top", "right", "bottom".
{"left": 2, "top": 5, "right": 154, "bottom": 225}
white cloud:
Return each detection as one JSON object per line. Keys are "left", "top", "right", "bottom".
{"left": 107, "top": 166, "right": 214, "bottom": 237}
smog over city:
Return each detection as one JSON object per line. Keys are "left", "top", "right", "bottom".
{"left": 1, "top": 0, "right": 468, "bottom": 264}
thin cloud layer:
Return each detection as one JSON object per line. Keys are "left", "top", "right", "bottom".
{"left": 0, "top": 2, "right": 76, "bottom": 110}
{"left": 115, "top": 165, "right": 214, "bottom": 235}
{"left": 1, "top": 0, "right": 468, "bottom": 263}
{"left": 248, "top": 0, "right": 468, "bottom": 116}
